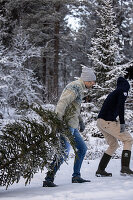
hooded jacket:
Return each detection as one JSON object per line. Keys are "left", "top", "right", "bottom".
{"left": 98, "top": 77, "right": 130, "bottom": 124}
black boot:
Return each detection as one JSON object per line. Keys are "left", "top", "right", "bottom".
{"left": 72, "top": 176, "right": 91, "bottom": 183}
{"left": 43, "top": 170, "right": 57, "bottom": 187}
{"left": 120, "top": 150, "right": 133, "bottom": 176}
{"left": 96, "top": 153, "right": 112, "bottom": 177}
{"left": 43, "top": 180, "right": 57, "bottom": 187}
{"left": 43, "top": 155, "right": 61, "bottom": 187}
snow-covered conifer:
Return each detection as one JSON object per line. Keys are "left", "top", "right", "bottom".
{"left": 89, "top": 0, "right": 126, "bottom": 103}
{"left": 0, "top": 26, "right": 45, "bottom": 118}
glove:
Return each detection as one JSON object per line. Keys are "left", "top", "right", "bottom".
{"left": 79, "top": 121, "right": 85, "bottom": 132}
{"left": 120, "top": 124, "right": 125, "bottom": 133}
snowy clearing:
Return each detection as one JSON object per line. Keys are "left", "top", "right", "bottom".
{"left": 1, "top": 157, "right": 133, "bottom": 200}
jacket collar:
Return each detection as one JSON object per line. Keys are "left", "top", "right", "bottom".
{"left": 79, "top": 78, "right": 87, "bottom": 89}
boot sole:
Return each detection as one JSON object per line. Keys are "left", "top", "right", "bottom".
{"left": 96, "top": 174, "right": 112, "bottom": 177}
{"left": 120, "top": 172, "right": 133, "bottom": 177}
{"left": 43, "top": 184, "right": 58, "bottom": 187}
{"left": 72, "top": 180, "right": 91, "bottom": 183}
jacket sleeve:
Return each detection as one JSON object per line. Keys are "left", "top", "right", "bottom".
{"left": 79, "top": 114, "right": 83, "bottom": 123}
{"left": 118, "top": 91, "right": 127, "bottom": 124}
{"left": 55, "top": 89, "right": 77, "bottom": 120}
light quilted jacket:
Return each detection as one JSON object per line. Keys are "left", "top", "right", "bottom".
{"left": 55, "top": 78, "right": 86, "bottom": 128}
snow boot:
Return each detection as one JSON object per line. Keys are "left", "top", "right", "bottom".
{"left": 120, "top": 150, "right": 133, "bottom": 176}
{"left": 72, "top": 176, "right": 91, "bottom": 183}
{"left": 43, "top": 180, "right": 57, "bottom": 187}
{"left": 43, "top": 170, "right": 57, "bottom": 187}
{"left": 96, "top": 153, "right": 112, "bottom": 177}
{"left": 120, "top": 167, "right": 133, "bottom": 176}
{"left": 96, "top": 169, "right": 112, "bottom": 177}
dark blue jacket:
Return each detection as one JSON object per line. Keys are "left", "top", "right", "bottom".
{"left": 98, "top": 77, "right": 130, "bottom": 124}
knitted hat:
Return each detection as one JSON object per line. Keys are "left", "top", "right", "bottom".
{"left": 80, "top": 66, "right": 96, "bottom": 82}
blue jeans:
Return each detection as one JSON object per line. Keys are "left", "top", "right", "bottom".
{"left": 45, "top": 127, "right": 87, "bottom": 181}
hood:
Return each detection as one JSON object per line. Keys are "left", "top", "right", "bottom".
{"left": 116, "top": 77, "right": 130, "bottom": 92}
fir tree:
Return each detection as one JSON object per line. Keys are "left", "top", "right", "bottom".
{"left": 0, "top": 25, "right": 45, "bottom": 117}
{"left": 0, "top": 103, "right": 76, "bottom": 189}
{"left": 89, "top": 0, "right": 126, "bottom": 104}
{"left": 119, "top": 0, "right": 133, "bottom": 61}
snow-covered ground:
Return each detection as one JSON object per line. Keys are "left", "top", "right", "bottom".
{"left": 1, "top": 156, "right": 133, "bottom": 200}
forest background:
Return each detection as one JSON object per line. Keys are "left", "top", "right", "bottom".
{"left": 0, "top": 0, "right": 133, "bottom": 187}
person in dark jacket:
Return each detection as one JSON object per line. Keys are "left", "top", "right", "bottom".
{"left": 96, "top": 77, "right": 133, "bottom": 177}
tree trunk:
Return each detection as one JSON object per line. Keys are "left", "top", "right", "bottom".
{"left": 53, "top": 2, "right": 60, "bottom": 100}
{"left": 42, "top": 56, "right": 46, "bottom": 85}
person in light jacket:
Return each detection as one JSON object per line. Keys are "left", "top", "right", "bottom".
{"left": 96, "top": 77, "right": 133, "bottom": 177}
{"left": 43, "top": 66, "right": 96, "bottom": 187}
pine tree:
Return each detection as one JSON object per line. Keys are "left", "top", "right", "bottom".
{"left": 9, "top": 26, "right": 44, "bottom": 105}
{"left": 0, "top": 25, "right": 45, "bottom": 118}
{"left": 0, "top": 103, "right": 76, "bottom": 189}
{"left": 118, "top": 0, "right": 133, "bottom": 61}
{"left": 0, "top": 0, "right": 11, "bottom": 46}
{"left": 89, "top": 0, "right": 126, "bottom": 104}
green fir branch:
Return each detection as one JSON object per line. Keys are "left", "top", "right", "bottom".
{"left": 0, "top": 103, "right": 76, "bottom": 189}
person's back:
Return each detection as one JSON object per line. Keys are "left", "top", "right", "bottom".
{"left": 98, "top": 77, "right": 130, "bottom": 124}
